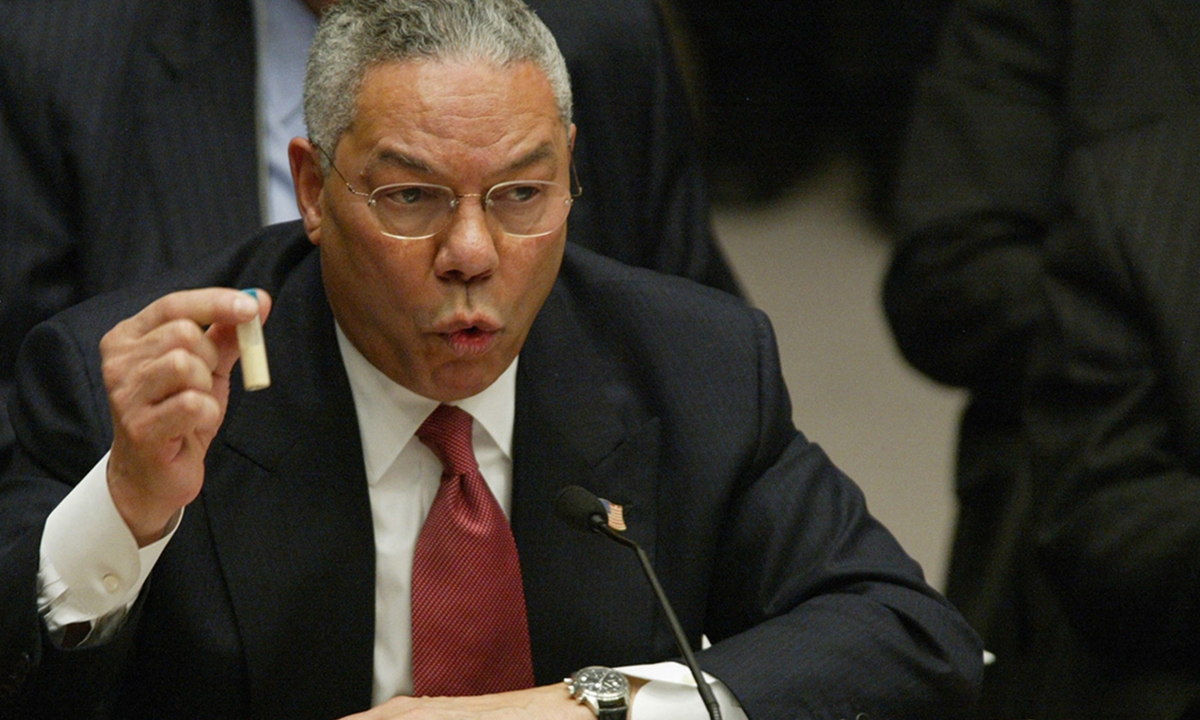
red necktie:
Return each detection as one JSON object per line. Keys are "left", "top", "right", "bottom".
{"left": 410, "top": 404, "right": 535, "bottom": 696}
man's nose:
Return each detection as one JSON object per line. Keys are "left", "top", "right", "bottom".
{"left": 434, "top": 196, "right": 499, "bottom": 282}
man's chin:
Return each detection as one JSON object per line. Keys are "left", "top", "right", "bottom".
{"left": 423, "top": 361, "right": 508, "bottom": 402}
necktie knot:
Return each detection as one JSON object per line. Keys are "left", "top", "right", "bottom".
{"left": 416, "top": 404, "right": 477, "bottom": 478}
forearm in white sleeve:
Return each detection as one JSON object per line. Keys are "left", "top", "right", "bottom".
{"left": 37, "top": 450, "right": 180, "bottom": 646}
{"left": 619, "top": 662, "right": 747, "bottom": 720}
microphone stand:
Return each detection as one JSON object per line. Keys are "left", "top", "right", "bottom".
{"left": 588, "top": 516, "right": 722, "bottom": 720}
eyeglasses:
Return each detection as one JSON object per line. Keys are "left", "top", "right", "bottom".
{"left": 316, "top": 145, "right": 581, "bottom": 241}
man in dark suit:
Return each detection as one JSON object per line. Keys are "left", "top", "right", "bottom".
{"left": 881, "top": 1, "right": 1200, "bottom": 714}
{"left": 1022, "top": 111, "right": 1200, "bottom": 718}
{"left": 0, "top": 0, "right": 740, "bottom": 470}
{"left": 0, "top": 1, "right": 982, "bottom": 717}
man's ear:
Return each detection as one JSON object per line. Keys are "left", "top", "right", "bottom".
{"left": 289, "top": 137, "right": 325, "bottom": 245}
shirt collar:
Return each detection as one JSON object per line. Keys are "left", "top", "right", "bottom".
{"left": 335, "top": 324, "right": 518, "bottom": 486}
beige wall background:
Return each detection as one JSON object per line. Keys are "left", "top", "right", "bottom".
{"left": 711, "top": 162, "right": 966, "bottom": 590}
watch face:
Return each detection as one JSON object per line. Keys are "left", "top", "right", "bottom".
{"left": 575, "top": 667, "right": 629, "bottom": 701}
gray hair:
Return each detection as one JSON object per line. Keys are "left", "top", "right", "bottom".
{"left": 304, "top": 0, "right": 573, "bottom": 161}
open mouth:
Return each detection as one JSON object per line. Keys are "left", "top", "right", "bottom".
{"left": 443, "top": 325, "right": 497, "bottom": 356}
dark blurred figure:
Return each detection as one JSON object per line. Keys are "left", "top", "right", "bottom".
{"left": 0, "top": 0, "right": 740, "bottom": 471}
{"left": 1028, "top": 110, "right": 1200, "bottom": 718}
{"left": 884, "top": 1, "right": 1200, "bottom": 716}
{"left": 665, "top": 0, "right": 951, "bottom": 224}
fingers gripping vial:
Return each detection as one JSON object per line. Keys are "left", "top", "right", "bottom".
{"left": 236, "top": 289, "right": 270, "bottom": 391}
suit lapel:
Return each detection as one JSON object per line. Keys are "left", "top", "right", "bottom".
{"left": 203, "top": 255, "right": 376, "bottom": 717}
{"left": 510, "top": 274, "right": 669, "bottom": 681}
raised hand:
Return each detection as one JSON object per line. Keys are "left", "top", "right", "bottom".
{"left": 100, "top": 288, "right": 272, "bottom": 546}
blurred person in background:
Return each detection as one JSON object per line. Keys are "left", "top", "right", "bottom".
{"left": 1027, "top": 109, "right": 1200, "bottom": 718}
{"left": 883, "top": 0, "right": 1200, "bottom": 716}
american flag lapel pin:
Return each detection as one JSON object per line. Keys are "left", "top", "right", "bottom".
{"left": 599, "top": 498, "right": 626, "bottom": 531}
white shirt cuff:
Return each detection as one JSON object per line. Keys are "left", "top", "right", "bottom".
{"left": 38, "top": 451, "right": 180, "bottom": 636}
{"left": 619, "top": 662, "right": 747, "bottom": 720}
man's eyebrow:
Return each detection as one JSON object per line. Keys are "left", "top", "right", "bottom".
{"left": 505, "top": 143, "right": 558, "bottom": 172}
{"left": 366, "top": 149, "right": 433, "bottom": 175}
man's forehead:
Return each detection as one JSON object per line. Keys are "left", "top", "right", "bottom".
{"left": 363, "top": 141, "right": 562, "bottom": 175}
{"left": 344, "top": 59, "right": 569, "bottom": 171}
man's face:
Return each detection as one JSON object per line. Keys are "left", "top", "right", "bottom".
{"left": 298, "top": 59, "right": 573, "bottom": 401}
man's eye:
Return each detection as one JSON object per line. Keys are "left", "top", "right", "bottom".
{"left": 400, "top": 187, "right": 428, "bottom": 204}
{"left": 494, "top": 184, "right": 541, "bottom": 203}
{"left": 379, "top": 186, "right": 435, "bottom": 205}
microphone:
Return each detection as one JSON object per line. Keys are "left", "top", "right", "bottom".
{"left": 555, "top": 485, "right": 722, "bottom": 720}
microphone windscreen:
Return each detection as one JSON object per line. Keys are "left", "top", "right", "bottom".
{"left": 555, "top": 485, "right": 607, "bottom": 532}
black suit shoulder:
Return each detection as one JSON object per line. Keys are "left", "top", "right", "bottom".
{"left": 556, "top": 242, "right": 752, "bottom": 331}
{"left": 548, "top": 243, "right": 767, "bottom": 421}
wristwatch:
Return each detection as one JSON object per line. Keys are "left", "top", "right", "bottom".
{"left": 565, "top": 666, "right": 630, "bottom": 720}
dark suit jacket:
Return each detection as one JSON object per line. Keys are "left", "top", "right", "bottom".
{"left": 0, "top": 224, "right": 983, "bottom": 718}
{"left": 882, "top": 2, "right": 1200, "bottom": 715}
{"left": 0, "top": 0, "right": 740, "bottom": 465}
{"left": 1021, "top": 113, "right": 1200, "bottom": 718}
